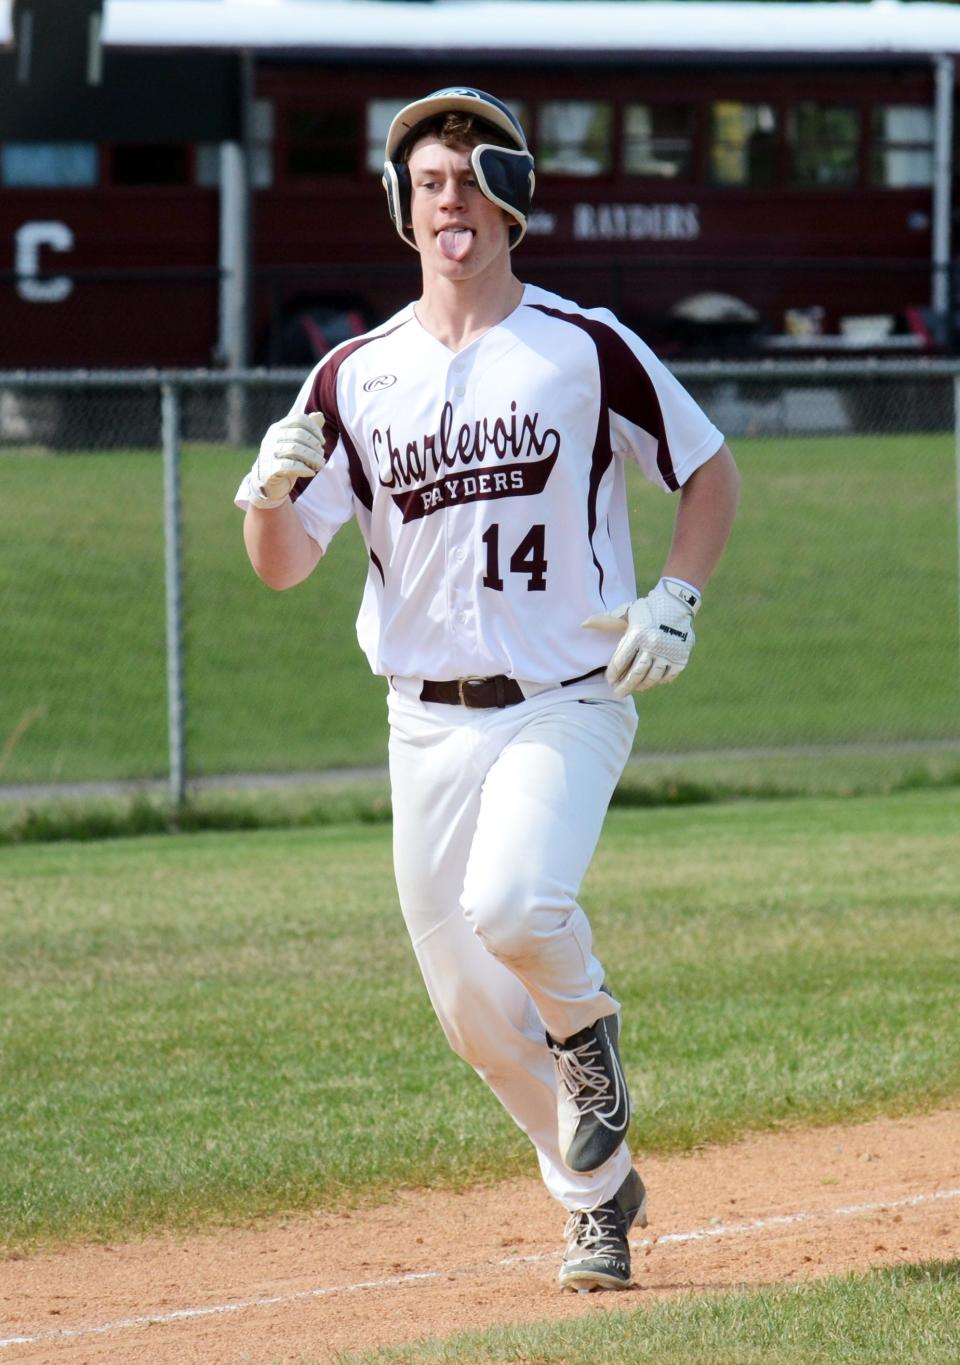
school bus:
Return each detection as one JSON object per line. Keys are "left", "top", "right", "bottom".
{"left": 2, "top": 0, "right": 956, "bottom": 366}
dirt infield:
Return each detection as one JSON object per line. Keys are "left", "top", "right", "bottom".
{"left": 2, "top": 1106, "right": 958, "bottom": 1363}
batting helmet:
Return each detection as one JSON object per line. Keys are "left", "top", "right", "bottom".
{"left": 382, "top": 88, "right": 536, "bottom": 251}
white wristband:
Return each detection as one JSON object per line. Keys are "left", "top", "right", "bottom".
{"left": 240, "top": 472, "right": 288, "bottom": 510}
{"left": 658, "top": 577, "right": 702, "bottom": 615}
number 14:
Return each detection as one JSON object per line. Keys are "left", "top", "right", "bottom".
{"left": 481, "top": 523, "right": 547, "bottom": 592}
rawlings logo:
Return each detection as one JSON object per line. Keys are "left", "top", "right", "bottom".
{"left": 363, "top": 374, "right": 397, "bottom": 392}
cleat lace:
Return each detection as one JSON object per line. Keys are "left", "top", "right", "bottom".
{"left": 553, "top": 1036, "right": 623, "bottom": 1124}
{"left": 563, "top": 1205, "right": 625, "bottom": 1261}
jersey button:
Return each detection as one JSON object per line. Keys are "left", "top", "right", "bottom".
{"left": 454, "top": 385, "right": 466, "bottom": 397}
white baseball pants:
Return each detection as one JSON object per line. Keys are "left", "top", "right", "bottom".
{"left": 387, "top": 679, "right": 637, "bottom": 1211}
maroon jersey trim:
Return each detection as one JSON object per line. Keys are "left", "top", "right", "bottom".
{"left": 526, "top": 303, "right": 679, "bottom": 493}
{"left": 296, "top": 318, "right": 414, "bottom": 511}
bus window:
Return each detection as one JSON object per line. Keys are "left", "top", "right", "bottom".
{"left": 367, "top": 99, "right": 415, "bottom": 172}
{"left": 1, "top": 143, "right": 98, "bottom": 187}
{"left": 709, "top": 103, "right": 776, "bottom": 187}
{"left": 286, "top": 107, "right": 359, "bottom": 177}
{"left": 789, "top": 104, "right": 859, "bottom": 187}
{"left": 197, "top": 99, "right": 275, "bottom": 188}
{"left": 538, "top": 102, "right": 612, "bottom": 176}
{"left": 111, "top": 145, "right": 189, "bottom": 186}
{"left": 871, "top": 105, "right": 934, "bottom": 187}
{"left": 623, "top": 104, "right": 693, "bottom": 179}
{"left": 505, "top": 101, "right": 528, "bottom": 141}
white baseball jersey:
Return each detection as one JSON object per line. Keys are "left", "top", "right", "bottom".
{"left": 236, "top": 283, "right": 723, "bottom": 684}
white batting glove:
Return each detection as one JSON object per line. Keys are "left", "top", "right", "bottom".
{"left": 246, "top": 412, "right": 329, "bottom": 509}
{"left": 582, "top": 577, "right": 701, "bottom": 697}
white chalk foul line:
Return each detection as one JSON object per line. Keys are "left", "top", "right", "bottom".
{"left": 637, "top": 1185, "right": 960, "bottom": 1249}
{"left": 2, "top": 1186, "right": 958, "bottom": 1351}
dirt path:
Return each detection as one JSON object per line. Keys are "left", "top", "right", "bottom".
{"left": 2, "top": 1107, "right": 958, "bottom": 1364}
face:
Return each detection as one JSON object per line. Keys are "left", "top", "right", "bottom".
{"left": 406, "top": 136, "right": 513, "bottom": 279}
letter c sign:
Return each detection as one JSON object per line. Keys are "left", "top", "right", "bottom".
{"left": 15, "top": 221, "right": 74, "bottom": 302}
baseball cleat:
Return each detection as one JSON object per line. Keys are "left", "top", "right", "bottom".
{"left": 558, "top": 1167, "right": 647, "bottom": 1292}
{"left": 547, "top": 1000, "right": 630, "bottom": 1173}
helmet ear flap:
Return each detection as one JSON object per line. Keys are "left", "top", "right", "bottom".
{"left": 382, "top": 160, "right": 417, "bottom": 249}
{"left": 471, "top": 144, "right": 536, "bottom": 248}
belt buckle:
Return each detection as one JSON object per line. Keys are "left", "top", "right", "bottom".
{"left": 457, "top": 676, "right": 487, "bottom": 707}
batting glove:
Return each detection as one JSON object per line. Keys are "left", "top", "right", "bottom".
{"left": 583, "top": 577, "right": 701, "bottom": 697}
{"left": 246, "top": 412, "right": 329, "bottom": 508}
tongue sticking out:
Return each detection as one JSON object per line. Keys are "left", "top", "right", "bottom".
{"left": 438, "top": 228, "right": 473, "bottom": 261}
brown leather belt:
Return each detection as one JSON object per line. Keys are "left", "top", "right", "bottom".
{"left": 419, "top": 667, "right": 604, "bottom": 710}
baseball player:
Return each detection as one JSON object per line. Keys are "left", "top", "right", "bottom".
{"left": 237, "top": 88, "right": 739, "bottom": 1292}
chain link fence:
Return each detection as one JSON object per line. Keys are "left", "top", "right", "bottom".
{"left": 2, "top": 362, "right": 958, "bottom": 802}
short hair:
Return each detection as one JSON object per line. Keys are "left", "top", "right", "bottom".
{"left": 398, "top": 112, "right": 514, "bottom": 163}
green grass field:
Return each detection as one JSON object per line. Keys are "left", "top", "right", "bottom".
{"left": 331, "top": 1262, "right": 960, "bottom": 1364}
{"left": 2, "top": 787, "right": 958, "bottom": 1254}
{"left": 5, "top": 429, "right": 958, "bottom": 1357}
{"left": 3, "top": 433, "right": 958, "bottom": 785}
